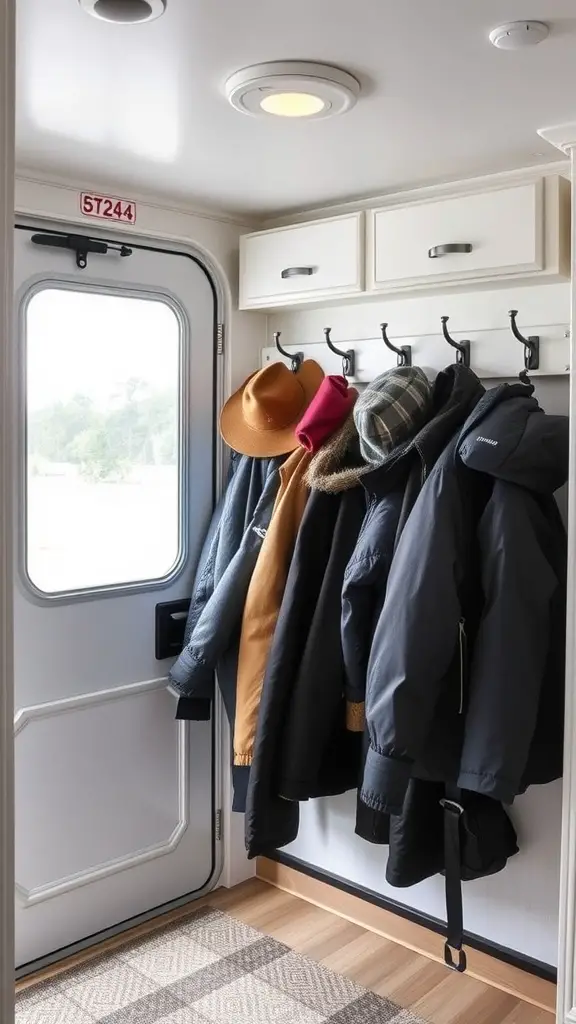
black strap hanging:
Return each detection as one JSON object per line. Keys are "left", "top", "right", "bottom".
{"left": 441, "top": 784, "right": 467, "bottom": 973}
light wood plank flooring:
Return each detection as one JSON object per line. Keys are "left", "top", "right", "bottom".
{"left": 17, "top": 877, "right": 555, "bottom": 1024}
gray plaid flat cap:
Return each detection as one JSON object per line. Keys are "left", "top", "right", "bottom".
{"left": 353, "top": 366, "right": 432, "bottom": 465}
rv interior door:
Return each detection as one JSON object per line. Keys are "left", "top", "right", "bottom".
{"left": 13, "top": 223, "right": 218, "bottom": 970}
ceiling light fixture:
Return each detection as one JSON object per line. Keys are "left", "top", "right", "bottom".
{"left": 225, "top": 61, "right": 361, "bottom": 119}
{"left": 79, "top": 0, "right": 166, "bottom": 24}
{"left": 489, "top": 21, "right": 549, "bottom": 50}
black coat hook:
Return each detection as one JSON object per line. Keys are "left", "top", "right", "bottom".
{"left": 324, "top": 327, "right": 355, "bottom": 377}
{"left": 274, "top": 332, "right": 303, "bottom": 373}
{"left": 508, "top": 311, "right": 539, "bottom": 380}
{"left": 441, "top": 317, "right": 470, "bottom": 367}
{"left": 380, "top": 323, "right": 411, "bottom": 367}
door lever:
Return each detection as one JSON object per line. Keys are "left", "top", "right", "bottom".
{"left": 31, "top": 232, "right": 132, "bottom": 269}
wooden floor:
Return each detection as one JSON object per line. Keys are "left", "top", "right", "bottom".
{"left": 17, "top": 877, "right": 555, "bottom": 1024}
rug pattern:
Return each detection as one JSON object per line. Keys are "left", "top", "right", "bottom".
{"left": 16, "top": 906, "right": 427, "bottom": 1024}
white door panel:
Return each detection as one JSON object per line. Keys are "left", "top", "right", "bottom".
{"left": 14, "top": 225, "right": 218, "bottom": 968}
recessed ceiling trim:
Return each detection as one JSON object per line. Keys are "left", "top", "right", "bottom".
{"left": 79, "top": 0, "right": 166, "bottom": 24}
{"left": 225, "top": 61, "right": 361, "bottom": 119}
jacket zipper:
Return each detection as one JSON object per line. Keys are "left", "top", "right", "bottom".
{"left": 413, "top": 442, "right": 427, "bottom": 486}
{"left": 458, "top": 618, "right": 467, "bottom": 714}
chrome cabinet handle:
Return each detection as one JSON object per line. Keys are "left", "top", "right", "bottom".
{"left": 428, "top": 243, "right": 473, "bottom": 259}
{"left": 281, "top": 266, "right": 316, "bottom": 279}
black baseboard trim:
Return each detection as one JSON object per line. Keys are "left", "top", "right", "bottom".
{"left": 266, "top": 850, "right": 557, "bottom": 985}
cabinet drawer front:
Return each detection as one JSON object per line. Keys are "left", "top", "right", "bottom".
{"left": 370, "top": 183, "right": 543, "bottom": 289}
{"left": 240, "top": 214, "right": 363, "bottom": 307}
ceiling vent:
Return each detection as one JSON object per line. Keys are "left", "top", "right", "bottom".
{"left": 79, "top": 0, "right": 166, "bottom": 23}
{"left": 225, "top": 61, "right": 361, "bottom": 119}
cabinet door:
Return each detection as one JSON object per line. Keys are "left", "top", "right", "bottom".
{"left": 240, "top": 213, "right": 363, "bottom": 308}
{"left": 369, "top": 182, "right": 544, "bottom": 291}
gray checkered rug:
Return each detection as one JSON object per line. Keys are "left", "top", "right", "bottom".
{"left": 16, "top": 906, "right": 428, "bottom": 1024}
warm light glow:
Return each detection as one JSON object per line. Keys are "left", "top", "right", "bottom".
{"left": 260, "top": 92, "right": 326, "bottom": 117}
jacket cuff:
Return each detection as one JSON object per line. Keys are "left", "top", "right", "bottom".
{"left": 360, "top": 746, "right": 412, "bottom": 816}
{"left": 169, "top": 648, "right": 214, "bottom": 699}
{"left": 346, "top": 701, "right": 365, "bottom": 732}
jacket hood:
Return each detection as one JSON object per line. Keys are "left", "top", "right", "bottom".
{"left": 414, "top": 364, "right": 486, "bottom": 465}
{"left": 458, "top": 383, "right": 569, "bottom": 494}
{"left": 305, "top": 412, "right": 371, "bottom": 493}
{"left": 362, "top": 363, "right": 485, "bottom": 495}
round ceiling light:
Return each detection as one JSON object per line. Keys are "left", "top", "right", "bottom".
{"left": 225, "top": 61, "right": 361, "bottom": 119}
{"left": 79, "top": 0, "right": 166, "bottom": 24}
{"left": 489, "top": 21, "right": 549, "bottom": 50}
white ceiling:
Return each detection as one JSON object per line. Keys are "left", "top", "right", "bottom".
{"left": 15, "top": 0, "right": 576, "bottom": 217}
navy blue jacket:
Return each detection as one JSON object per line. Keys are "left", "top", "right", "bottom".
{"left": 170, "top": 451, "right": 284, "bottom": 809}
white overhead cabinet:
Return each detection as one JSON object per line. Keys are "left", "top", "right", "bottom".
{"left": 239, "top": 213, "right": 364, "bottom": 309}
{"left": 368, "top": 177, "right": 569, "bottom": 292}
{"left": 239, "top": 175, "right": 570, "bottom": 310}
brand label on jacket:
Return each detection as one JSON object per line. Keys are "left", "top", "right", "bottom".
{"left": 80, "top": 192, "right": 137, "bottom": 224}
{"left": 476, "top": 436, "right": 498, "bottom": 446}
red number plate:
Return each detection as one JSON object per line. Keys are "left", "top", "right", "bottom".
{"left": 79, "top": 192, "right": 137, "bottom": 224}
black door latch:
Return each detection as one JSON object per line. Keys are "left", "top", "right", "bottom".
{"left": 31, "top": 231, "right": 132, "bottom": 269}
{"left": 155, "top": 598, "right": 191, "bottom": 661}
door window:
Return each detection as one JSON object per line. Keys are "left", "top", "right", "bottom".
{"left": 24, "top": 286, "right": 183, "bottom": 595}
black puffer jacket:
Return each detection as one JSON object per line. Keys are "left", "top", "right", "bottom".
{"left": 361, "top": 384, "right": 568, "bottom": 817}
{"left": 341, "top": 364, "right": 485, "bottom": 842}
{"left": 342, "top": 364, "right": 485, "bottom": 711}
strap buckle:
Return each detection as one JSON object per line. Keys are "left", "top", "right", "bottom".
{"left": 439, "top": 798, "right": 464, "bottom": 815}
{"left": 444, "top": 942, "right": 467, "bottom": 973}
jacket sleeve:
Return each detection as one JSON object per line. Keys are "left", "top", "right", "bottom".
{"left": 341, "top": 553, "right": 383, "bottom": 727}
{"left": 360, "top": 451, "right": 464, "bottom": 816}
{"left": 457, "top": 483, "right": 560, "bottom": 802}
{"left": 341, "top": 497, "right": 401, "bottom": 710}
{"left": 169, "top": 464, "right": 281, "bottom": 700}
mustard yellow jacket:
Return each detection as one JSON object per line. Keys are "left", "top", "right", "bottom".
{"left": 233, "top": 447, "right": 311, "bottom": 766}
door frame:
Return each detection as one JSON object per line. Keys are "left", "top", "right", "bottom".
{"left": 12, "top": 222, "right": 226, "bottom": 978}
{"left": 0, "top": 1, "right": 16, "bottom": 1021}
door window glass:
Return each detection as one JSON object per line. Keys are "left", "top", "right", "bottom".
{"left": 25, "top": 287, "right": 182, "bottom": 594}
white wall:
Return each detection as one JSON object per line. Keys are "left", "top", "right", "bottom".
{"left": 268, "top": 280, "right": 570, "bottom": 966}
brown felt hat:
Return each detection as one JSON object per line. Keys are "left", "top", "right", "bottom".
{"left": 220, "top": 360, "right": 325, "bottom": 457}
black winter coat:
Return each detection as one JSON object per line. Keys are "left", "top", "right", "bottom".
{"left": 245, "top": 487, "right": 367, "bottom": 858}
{"left": 361, "top": 384, "right": 568, "bottom": 817}
{"left": 341, "top": 364, "right": 485, "bottom": 842}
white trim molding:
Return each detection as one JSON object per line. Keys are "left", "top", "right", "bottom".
{"left": 537, "top": 120, "right": 576, "bottom": 1024}
{"left": 0, "top": 1, "right": 15, "bottom": 1020}
{"left": 538, "top": 123, "right": 576, "bottom": 157}
{"left": 14, "top": 679, "right": 189, "bottom": 906}
{"left": 264, "top": 159, "right": 570, "bottom": 228}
